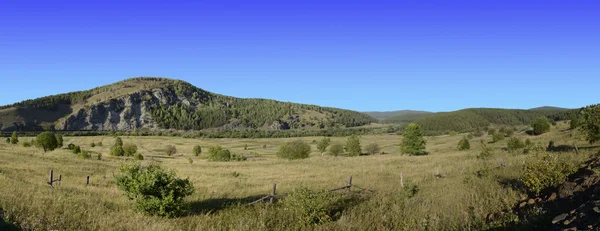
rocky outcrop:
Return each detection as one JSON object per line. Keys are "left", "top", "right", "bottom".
{"left": 59, "top": 90, "right": 165, "bottom": 131}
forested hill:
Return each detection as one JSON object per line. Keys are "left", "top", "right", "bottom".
{"left": 408, "top": 108, "right": 577, "bottom": 133}
{"left": 0, "top": 77, "right": 376, "bottom": 131}
{"left": 363, "top": 110, "right": 432, "bottom": 121}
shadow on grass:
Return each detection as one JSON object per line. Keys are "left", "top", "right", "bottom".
{"left": 188, "top": 195, "right": 266, "bottom": 215}
{"left": 497, "top": 178, "right": 527, "bottom": 194}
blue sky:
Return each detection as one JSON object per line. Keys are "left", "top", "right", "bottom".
{"left": 1, "top": 0, "right": 599, "bottom": 112}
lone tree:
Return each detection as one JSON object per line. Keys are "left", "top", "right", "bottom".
{"left": 36, "top": 132, "right": 58, "bottom": 152}
{"left": 193, "top": 145, "right": 202, "bottom": 156}
{"left": 345, "top": 135, "right": 362, "bottom": 156}
{"left": 531, "top": 117, "right": 551, "bottom": 135}
{"left": 579, "top": 104, "right": 600, "bottom": 143}
{"left": 317, "top": 137, "right": 331, "bottom": 153}
{"left": 277, "top": 140, "right": 311, "bottom": 160}
{"left": 401, "top": 123, "right": 426, "bottom": 155}
{"left": 457, "top": 137, "right": 470, "bottom": 151}
{"left": 10, "top": 131, "right": 19, "bottom": 144}
{"left": 56, "top": 134, "right": 63, "bottom": 148}
{"left": 115, "top": 137, "right": 124, "bottom": 146}
{"left": 328, "top": 143, "right": 344, "bottom": 156}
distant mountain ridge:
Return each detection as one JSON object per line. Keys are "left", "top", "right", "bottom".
{"left": 363, "top": 110, "right": 432, "bottom": 120}
{"left": 0, "top": 77, "right": 376, "bottom": 131}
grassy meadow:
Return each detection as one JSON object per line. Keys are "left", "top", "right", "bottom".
{"left": 0, "top": 122, "right": 595, "bottom": 230}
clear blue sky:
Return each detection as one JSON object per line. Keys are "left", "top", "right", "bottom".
{"left": 1, "top": 0, "right": 599, "bottom": 112}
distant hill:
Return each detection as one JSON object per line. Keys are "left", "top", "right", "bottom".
{"left": 529, "top": 106, "right": 571, "bottom": 111}
{"left": 0, "top": 77, "right": 376, "bottom": 131}
{"left": 381, "top": 111, "right": 434, "bottom": 124}
{"left": 409, "top": 108, "right": 577, "bottom": 133}
{"left": 363, "top": 110, "right": 432, "bottom": 121}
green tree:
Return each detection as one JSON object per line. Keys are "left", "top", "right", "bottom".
{"left": 507, "top": 137, "right": 525, "bottom": 152}
{"left": 531, "top": 117, "right": 551, "bottom": 135}
{"left": 5, "top": 137, "right": 10, "bottom": 143}
{"left": 401, "top": 123, "right": 426, "bottom": 155}
{"left": 56, "top": 134, "right": 63, "bottom": 148}
{"left": 364, "top": 143, "right": 381, "bottom": 155}
{"left": 193, "top": 145, "right": 202, "bottom": 156}
{"left": 208, "top": 145, "right": 231, "bottom": 162}
{"left": 111, "top": 145, "right": 125, "bottom": 156}
{"left": 114, "top": 162, "right": 194, "bottom": 217}
{"left": 165, "top": 145, "right": 177, "bottom": 156}
{"left": 492, "top": 132, "right": 505, "bottom": 143}
{"left": 277, "top": 140, "right": 311, "bottom": 160}
{"left": 10, "top": 131, "right": 18, "bottom": 144}
{"left": 317, "top": 137, "right": 331, "bottom": 153}
{"left": 579, "top": 104, "right": 600, "bottom": 143}
{"left": 345, "top": 135, "right": 362, "bottom": 156}
{"left": 123, "top": 144, "right": 138, "bottom": 156}
{"left": 457, "top": 137, "right": 470, "bottom": 151}
{"left": 36, "top": 132, "right": 58, "bottom": 152}
{"left": 328, "top": 143, "right": 344, "bottom": 156}
{"left": 115, "top": 137, "right": 123, "bottom": 146}
{"left": 570, "top": 117, "right": 581, "bottom": 130}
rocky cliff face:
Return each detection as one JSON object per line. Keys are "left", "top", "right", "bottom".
{"left": 57, "top": 89, "right": 179, "bottom": 131}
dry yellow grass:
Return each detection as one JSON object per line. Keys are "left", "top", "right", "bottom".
{"left": 0, "top": 122, "right": 594, "bottom": 230}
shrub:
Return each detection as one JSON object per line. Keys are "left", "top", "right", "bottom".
{"left": 570, "top": 117, "right": 580, "bottom": 130}
{"left": 244, "top": 144, "right": 248, "bottom": 150}
{"left": 193, "top": 145, "right": 202, "bottom": 156}
{"left": 317, "top": 137, "right": 331, "bottom": 153}
{"left": 21, "top": 141, "right": 32, "bottom": 147}
{"left": 505, "top": 129, "right": 514, "bottom": 137}
{"left": 478, "top": 141, "right": 493, "bottom": 160}
{"left": 123, "top": 144, "right": 138, "bottom": 156}
{"left": 114, "top": 162, "right": 194, "bottom": 217}
{"left": 364, "top": 143, "right": 381, "bottom": 155}
{"left": 72, "top": 145, "right": 82, "bottom": 154}
{"left": 208, "top": 146, "right": 232, "bottom": 162}
{"left": 187, "top": 157, "right": 193, "bottom": 164}
{"left": 165, "top": 145, "right": 177, "bottom": 156}
{"left": 401, "top": 123, "right": 427, "bottom": 155}
{"left": 97, "top": 142, "right": 103, "bottom": 147}
{"left": 525, "top": 138, "right": 532, "bottom": 147}
{"left": 579, "top": 104, "right": 600, "bottom": 143}
{"left": 277, "top": 140, "right": 311, "bottom": 160}
{"left": 56, "top": 134, "right": 63, "bottom": 148}
{"left": 110, "top": 145, "right": 125, "bottom": 156}
{"left": 97, "top": 153, "right": 102, "bottom": 160}
{"left": 263, "top": 144, "right": 267, "bottom": 149}
{"left": 91, "top": 142, "right": 96, "bottom": 147}
{"left": 78, "top": 150, "right": 92, "bottom": 159}
{"left": 507, "top": 137, "right": 525, "bottom": 152}
{"left": 67, "top": 143, "right": 76, "bottom": 150}
{"left": 521, "top": 152, "right": 577, "bottom": 194}
{"left": 36, "top": 132, "right": 58, "bottom": 152}
{"left": 345, "top": 135, "right": 362, "bottom": 156}
{"left": 328, "top": 143, "right": 344, "bottom": 156}
{"left": 10, "top": 131, "right": 18, "bottom": 144}
{"left": 457, "top": 137, "right": 470, "bottom": 151}
{"left": 492, "top": 132, "right": 505, "bottom": 143}
{"left": 282, "top": 188, "right": 344, "bottom": 225}
{"left": 115, "top": 137, "right": 123, "bottom": 146}
{"left": 134, "top": 153, "right": 144, "bottom": 160}
{"left": 531, "top": 117, "right": 551, "bottom": 135}
{"left": 488, "top": 129, "right": 496, "bottom": 136}
{"left": 5, "top": 137, "right": 9, "bottom": 143}
{"left": 230, "top": 153, "right": 247, "bottom": 162}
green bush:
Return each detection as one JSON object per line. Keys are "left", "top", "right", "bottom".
{"left": 115, "top": 137, "right": 123, "bottom": 146}
{"left": 56, "top": 134, "right": 63, "bottom": 148}
{"left": 492, "top": 132, "right": 505, "bottom": 143}
{"left": 72, "top": 145, "right": 81, "bottom": 154}
{"left": 521, "top": 152, "right": 577, "bottom": 194}
{"left": 10, "top": 131, "right": 19, "bottom": 144}
{"left": 277, "top": 140, "right": 311, "bottom": 160}
{"left": 110, "top": 145, "right": 125, "bottom": 156}
{"left": 91, "top": 142, "right": 96, "bottom": 147}
{"left": 579, "top": 104, "right": 600, "bottom": 143}
{"left": 21, "top": 141, "right": 32, "bottom": 147}
{"left": 36, "top": 131, "right": 58, "bottom": 152}
{"left": 208, "top": 146, "right": 232, "bottom": 162}
{"left": 488, "top": 128, "right": 496, "bottom": 136}
{"left": 507, "top": 137, "right": 525, "bottom": 152}
{"left": 531, "top": 117, "right": 551, "bottom": 135}
{"left": 187, "top": 157, "right": 193, "bottom": 164}
{"left": 457, "top": 137, "right": 470, "bottom": 151}
{"left": 478, "top": 141, "right": 493, "bottom": 160}
{"left": 97, "top": 153, "right": 102, "bottom": 160}
{"left": 230, "top": 153, "right": 247, "bottom": 162}
{"left": 134, "top": 153, "right": 144, "bottom": 160}
{"left": 67, "top": 143, "right": 76, "bottom": 150}
{"left": 97, "top": 142, "right": 103, "bottom": 147}
{"left": 78, "top": 150, "right": 92, "bottom": 159}
{"left": 317, "top": 137, "right": 331, "bottom": 153}
{"left": 5, "top": 137, "right": 9, "bottom": 143}
{"left": 193, "top": 145, "right": 202, "bottom": 156}
{"left": 282, "top": 188, "right": 345, "bottom": 225}
{"left": 328, "top": 143, "right": 344, "bottom": 156}
{"left": 364, "top": 143, "right": 380, "bottom": 155}
{"left": 114, "top": 162, "right": 194, "bottom": 217}
{"left": 123, "top": 144, "right": 138, "bottom": 156}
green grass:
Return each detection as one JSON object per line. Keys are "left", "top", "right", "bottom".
{"left": 0, "top": 121, "right": 594, "bottom": 230}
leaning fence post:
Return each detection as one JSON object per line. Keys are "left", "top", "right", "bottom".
{"left": 49, "top": 170, "right": 53, "bottom": 186}
{"left": 86, "top": 176, "right": 90, "bottom": 186}
{"left": 270, "top": 184, "right": 276, "bottom": 204}
{"left": 59, "top": 174, "right": 62, "bottom": 185}
{"left": 346, "top": 176, "right": 353, "bottom": 196}
{"left": 400, "top": 173, "right": 404, "bottom": 188}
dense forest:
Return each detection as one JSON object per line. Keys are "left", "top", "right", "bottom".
{"left": 408, "top": 108, "right": 577, "bottom": 133}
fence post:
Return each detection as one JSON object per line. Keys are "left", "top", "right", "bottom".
{"left": 346, "top": 176, "right": 353, "bottom": 196}
{"left": 86, "top": 176, "right": 90, "bottom": 186}
{"left": 49, "top": 170, "right": 53, "bottom": 186}
{"left": 400, "top": 173, "right": 404, "bottom": 188}
{"left": 59, "top": 175, "right": 62, "bottom": 185}
{"left": 270, "top": 184, "right": 276, "bottom": 204}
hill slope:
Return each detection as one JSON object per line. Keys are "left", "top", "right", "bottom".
{"left": 363, "top": 110, "right": 432, "bottom": 121}
{"left": 410, "top": 108, "right": 577, "bottom": 132}
{"left": 0, "top": 77, "right": 376, "bottom": 131}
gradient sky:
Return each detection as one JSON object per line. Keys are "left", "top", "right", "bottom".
{"left": 1, "top": 0, "right": 599, "bottom": 112}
